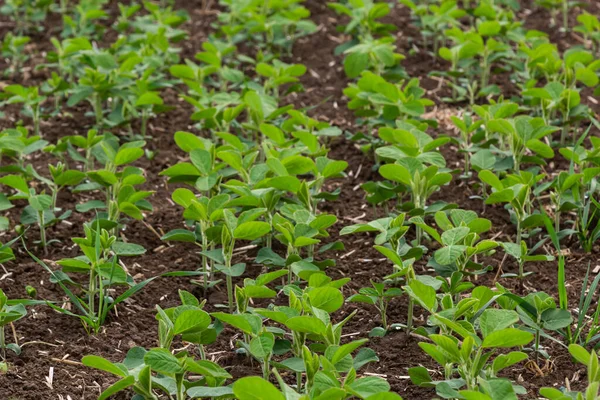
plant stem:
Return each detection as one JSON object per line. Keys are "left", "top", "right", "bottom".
{"left": 407, "top": 297, "right": 414, "bottom": 332}
{"left": 201, "top": 231, "right": 209, "bottom": 293}
{"left": 33, "top": 106, "right": 41, "bottom": 138}
{"left": 380, "top": 298, "right": 387, "bottom": 330}
{"left": 262, "top": 357, "right": 270, "bottom": 380}
{"left": 226, "top": 258, "right": 234, "bottom": 313}
{"left": 0, "top": 325, "right": 5, "bottom": 362}
{"left": 141, "top": 110, "right": 148, "bottom": 138}
{"left": 534, "top": 328, "right": 540, "bottom": 363}
{"left": 38, "top": 211, "right": 47, "bottom": 254}
{"left": 94, "top": 94, "right": 103, "bottom": 132}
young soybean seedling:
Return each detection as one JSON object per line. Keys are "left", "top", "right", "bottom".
{"left": 347, "top": 280, "right": 402, "bottom": 336}
{"left": 515, "top": 291, "right": 572, "bottom": 363}
{"left": 155, "top": 290, "right": 216, "bottom": 360}
{"left": 540, "top": 345, "right": 600, "bottom": 400}
{"left": 0, "top": 289, "right": 27, "bottom": 373}
{"left": 29, "top": 224, "right": 155, "bottom": 334}
{"left": 500, "top": 240, "right": 554, "bottom": 285}
{"left": 0, "top": 174, "right": 69, "bottom": 253}
{"left": 83, "top": 301, "right": 231, "bottom": 400}
{"left": 210, "top": 208, "right": 271, "bottom": 312}
{"left": 478, "top": 169, "right": 545, "bottom": 246}
{"left": 1, "top": 33, "right": 30, "bottom": 77}
{"left": 411, "top": 209, "right": 498, "bottom": 279}
{"left": 1, "top": 85, "right": 47, "bottom": 138}
{"left": 409, "top": 303, "right": 533, "bottom": 398}
{"left": 82, "top": 139, "right": 153, "bottom": 230}
{"left": 29, "top": 162, "right": 85, "bottom": 212}
{"left": 162, "top": 188, "right": 230, "bottom": 293}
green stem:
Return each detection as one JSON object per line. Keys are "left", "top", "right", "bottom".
{"left": 407, "top": 297, "right": 414, "bottom": 332}
{"left": 262, "top": 357, "right": 270, "bottom": 380}
{"left": 0, "top": 326, "right": 5, "bottom": 362}
{"left": 469, "top": 348, "right": 483, "bottom": 390}
{"left": 33, "top": 107, "right": 41, "bottom": 138}
{"left": 380, "top": 298, "right": 387, "bottom": 330}
{"left": 89, "top": 267, "right": 97, "bottom": 329}
{"left": 226, "top": 258, "right": 234, "bottom": 313}
{"left": 534, "top": 328, "right": 540, "bottom": 363}
{"left": 296, "top": 371, "right": 302, "bottom": 392}
{"left": 94, "top": 94, "right": 103, "bottom": 132}
{"left": 141, "top": 110, "right": 148, "bottom": 138}
{"left": 201, "top": 232, "right": 209, "bottom": 293}
{"left": 38, "top": 211, "right": 47, "bottom": 254}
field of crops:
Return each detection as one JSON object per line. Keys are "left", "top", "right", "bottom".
{"left": 0, "top": 0, "right": 600, "bottom": 399}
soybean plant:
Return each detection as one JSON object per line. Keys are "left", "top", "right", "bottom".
{"left": 83, "top": 302, "right": 230, "bottom": 400}
{"left": 2, "top": 85, "right": 46, "bottom": 138}
{"left": 0, "top": 289, "right": 27, "bottom": 372}
{"left": 29, "top": 223, "right": 154, "bottom": 334}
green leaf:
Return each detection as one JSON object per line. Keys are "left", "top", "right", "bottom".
{"left": 174, "top": 131, "right": 205, "bottom": 152}
{"left": 477, "top": 20, "right": 501, "bottom": 36}
{"left": 190, "top": 149, "right": 212, "bottom": 175}
{"left": 249, "top": 333, "right": 275, "bottom": 359}
{"left": 308, "top": 287, "right": 344, "bottom": 313}
{"left": 347, "top": 376, "right": 390, "bottom": 398}
{"left": 161, "top": 229, "right": 196, "bottom": 243}
{"left": 234, "top": 221, "right": 271, "bottom": 240}
{"left": 478, "top": 170, "right": 503, "bottom": 191}
{"left": 111, "top": 242, "right": 146, "bottom": 256}
{"left": 486, "top": 189, "right": 514, "bottom": 204}
{"left": 330, "top": 339, "right": 368, "bottom": 365}
{"left": 0, "top": 174, "right": 29, "bottom": 194}
{"left": 187, "top": 386, "right": 234, "bottom": 398}
{"left": 285, "top": 316, "right": 326, "bottom": 335}
{"left": 344, "top": 52, "right": 369, "bottom": 79}
{"left": 479, "top": 309, "right": 519, "bottom": 338}
{"left": 135, "top": 92, "right": 163, "bottom": 106}
{"left": 492, "top": 351, "right": 528, "bottom": 374}
{"left": 174, "top": 309, "right": 211, "bottom": 335}
{"left": 404, "top": 280, "right": 437, "bottom": 312}
{"left": 115, "top": 147, "right": 144, "bottom": 166}
{"left": 233, "top": 376, "right": 285, "bottom": 400}
{"left": 144, "top": 348, "right": 184, "bottom": 374}
{"left": 82, "top": 355, "right": 127, "bottom": 377}
{"left": 434, "top": 245, "right": 467, "bottom": 265}
{"left": 441, "top": 227, "right": 470, "bottom": 245}
{"left": 541, "top": 308, "right": 572, "bottom": 330}
{"left": 481, "top": 328, "right": 533, "bottom": 348}
{"left": 526, "top": 139, "right": 554, "bottom": 158}
{"left": 568, "top": 344, "right": 590, "bottom": 365}
{"left": 55, "top": 170, "right": 86, "bottom": 186}
{"left": 98, "top": 376, "right": 135, "bottom": 400}
{"left": 379, "top": 164, "right": 411, "bottom": 185}
{"left": 185, "top": 358, "right": 232, "bottom": 379}
{"left": 212, "top": 312, "right": 259, "bottom": 335}
{"left": 576, "top": 67, "right": 599, "bottom": 87}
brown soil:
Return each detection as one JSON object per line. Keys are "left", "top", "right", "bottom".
{"left": 0, "top": 0, "right": 598, "bottom": 399}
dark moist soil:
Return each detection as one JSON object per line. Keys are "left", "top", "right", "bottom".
{"left": 0, "top": 0, "right": 599, "bottom": 399}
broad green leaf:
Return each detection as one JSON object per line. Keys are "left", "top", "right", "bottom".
{"left": 481, "top": 328, "right": 533, "bottom": 348}
{"left": 82, "top": 355, "right": 127, "bottom": 377}
{"left": 144, "top": 348, "right": 184, "bottom": 374}
{"left": 173, "top": 309, "right": 211, "bottom": 335}
{"left": 308, "top": 287, "right": 344, "bottom": 313}
{"left": 233, "top": 376, "right": 285, "bottom": 400}
{"left": 234, "top": 221, "right": 271, "bottom": 240}
{"left": 479, "top": 309, "right": 519, "bottom": 338}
